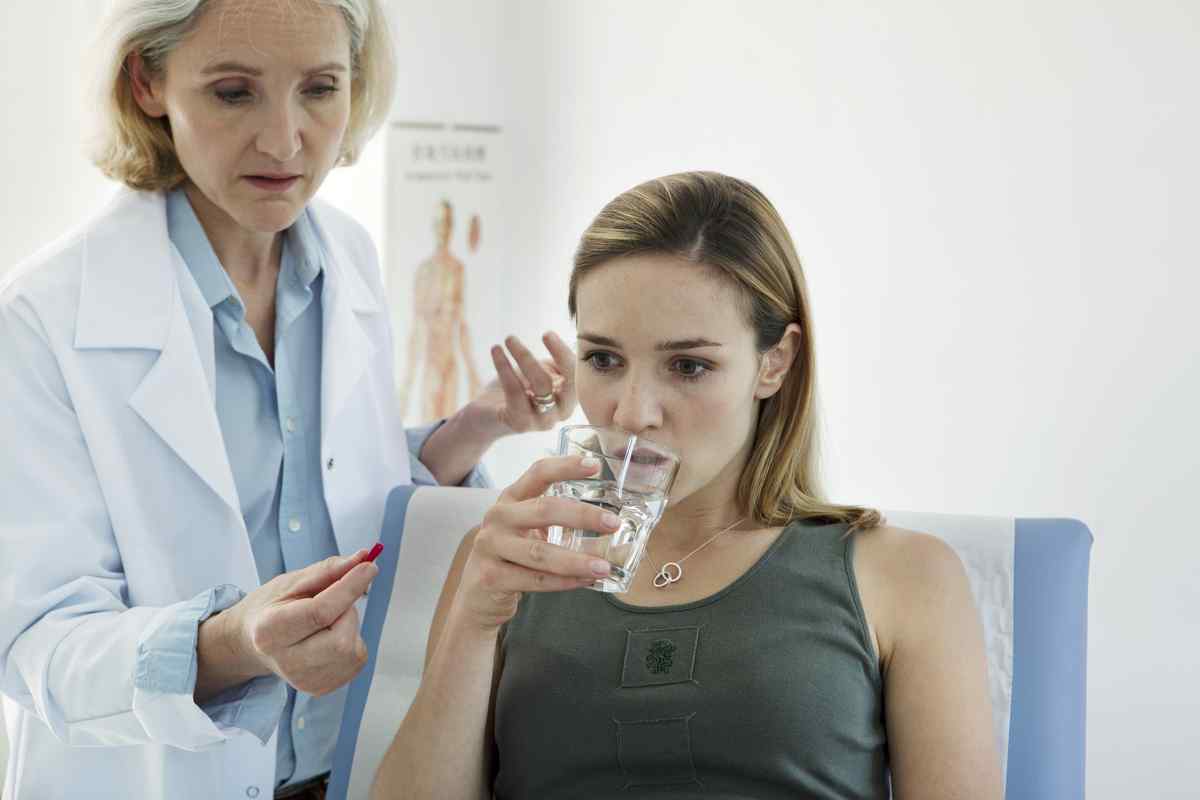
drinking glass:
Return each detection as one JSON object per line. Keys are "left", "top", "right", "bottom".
{"left": 547, "top": 425, "right": 680, "bottom": 593}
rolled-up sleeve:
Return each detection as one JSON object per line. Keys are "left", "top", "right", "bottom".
{"left": 135, "top": 585, "right": 286, "bottom": 745}
{"left": 405, "top": 420, "right": 492, "bottom": 488}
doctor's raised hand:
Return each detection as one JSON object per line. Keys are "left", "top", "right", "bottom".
{"left": 408, "top": 331, "right": 577, "bottom": 491}
{"left": 485, "top": 331, "right": 578, "bottom": 433}
{"left": 0, "top": 1, "right": 529, "bottom": 798}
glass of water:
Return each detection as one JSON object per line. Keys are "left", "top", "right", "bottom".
{"left": 547, "top": 425, "right": 680, "bottom": 593}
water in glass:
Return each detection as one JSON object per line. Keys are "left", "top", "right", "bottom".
{"left": 548, "top": 478, "right": 668, "bottom": 593}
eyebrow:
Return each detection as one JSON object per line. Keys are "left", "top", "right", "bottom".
{"left": 577, "top": 333, "right": 723, "bottom": 351}
{"left": 200, "top": 61, "right": 348, "bottom": 77}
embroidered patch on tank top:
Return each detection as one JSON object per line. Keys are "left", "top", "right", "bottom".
{"left": 620, "top": 626, "right": 701, "bottom": 688}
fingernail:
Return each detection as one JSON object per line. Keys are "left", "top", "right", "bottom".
{"left": 601, "top": 511, "right": 620, "bottom": 528}
{"left": 581, "top": 456, "right": 601, "bottom": 471}
{"left": 365, "top": 542, "right": 384, "bottom": 563}
{"left": 590, "top": 559, "right": 612, "bottom": 576}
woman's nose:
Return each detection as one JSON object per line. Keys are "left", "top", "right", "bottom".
{"left": 611, "top": 377, "right": 662, "bottom": 436}
{"left": 256, "top": 99, "right": 302, "bottom": 163}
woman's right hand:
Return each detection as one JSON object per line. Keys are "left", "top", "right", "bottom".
{"left": 197, "top": 549, "right": 379, "bottom": 700}
{"left": 450, "top": 454, "right": 622, "bottom": 632}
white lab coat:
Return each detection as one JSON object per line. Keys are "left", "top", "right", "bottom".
{"left": 0, "top": 189, "right": 412, "bottom": 799}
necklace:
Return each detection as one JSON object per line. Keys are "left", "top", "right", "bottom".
{"left": 652, "top": 516, "right": 747, "bottom": 588}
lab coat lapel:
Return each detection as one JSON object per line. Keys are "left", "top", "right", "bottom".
{"left": 127, "top": 292, "right": 239, "bottom": 515}
{"left": 315, "top": 211, "right": 380, "bottom": 452}
{"left": 76, "top": 190, "right": 240, "bottom": 515}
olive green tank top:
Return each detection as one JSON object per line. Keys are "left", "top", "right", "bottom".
{"left": 493, "top": 518, "right": 889, "bottom": 799}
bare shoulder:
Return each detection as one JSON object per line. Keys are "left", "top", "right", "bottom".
{"left": 854, "top": 524, "right": 967, "bottom": 590}
{"left": 852, "top": 524, "right": 973, "bottom": 666}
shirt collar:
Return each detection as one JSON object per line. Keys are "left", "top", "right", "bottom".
{"left": 166, "top": 187, "right": 237, "bottom": 311}
{"left": 286, "top": 207, "right": 324, "bottom": 289}
{"left": 166, "top": 187, "right": 325, "bottom": 311}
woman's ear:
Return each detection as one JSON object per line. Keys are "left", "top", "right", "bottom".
{"left": 754, "top": 323, "right": 802, "bottom": 400}
{"left": 127, "top": 53, "right": 168, "bottom": 118}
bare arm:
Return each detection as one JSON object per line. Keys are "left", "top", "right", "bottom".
{"left": 371, "top": 530, "right": 499, "bottom": 800}
{"left": 371, "top": 457, "right": 621, "bottom": 800}
{"left": 864, "top": 530, "right": 1004, "bottom": 800}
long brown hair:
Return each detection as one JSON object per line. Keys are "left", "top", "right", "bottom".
{"left": 569, "top": 171, "right": 882, "bottom": 532}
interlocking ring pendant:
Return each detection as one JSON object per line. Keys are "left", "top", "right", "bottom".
{"left": 653, "top": 561, "right": 683, "bottom": 588}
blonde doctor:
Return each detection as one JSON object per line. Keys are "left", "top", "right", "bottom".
{"left": 0, "top": 1, "right": 574, "bottom": 798}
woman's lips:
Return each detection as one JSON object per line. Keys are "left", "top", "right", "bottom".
{"left": 245, "top": 175, "right": 300, "bottom": 192}
{"left": 612, "top": 448, "right": 668, "bottom": 466}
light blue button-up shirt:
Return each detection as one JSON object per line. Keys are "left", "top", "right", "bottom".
{"left": 140, "top": 188, "right": 488, "bottom": 789}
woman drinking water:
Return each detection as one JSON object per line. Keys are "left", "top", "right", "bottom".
{"left": 372, "top": 171, "right": 1003, "bottom": 799}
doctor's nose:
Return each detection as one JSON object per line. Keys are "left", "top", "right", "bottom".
{"left": 611, "top": 378, "right": 662, "bottom": 437}
{"left": 256, "top": 100, "right": 302, "bottom": 163}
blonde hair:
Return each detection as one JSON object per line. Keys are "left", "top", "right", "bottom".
{"left": 89, "top": 0, "right": 396, "bottom": 191}
{"left": 569, "top": 171, "right": 883, "bottom": 533}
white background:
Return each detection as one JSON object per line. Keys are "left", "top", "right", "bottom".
{"left": 3, "top": 2, "right": 1198, "bottom": 796}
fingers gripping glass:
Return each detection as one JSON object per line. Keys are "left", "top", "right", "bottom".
{"left": 548, "top": 425, "right": 680, "bottom": 593}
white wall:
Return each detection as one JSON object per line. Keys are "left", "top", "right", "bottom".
{"left": 0, "top": 1, "right": 116, "bottom": 281}
{"left": 3, "top": 2, "right": 1197, "bottom": 796}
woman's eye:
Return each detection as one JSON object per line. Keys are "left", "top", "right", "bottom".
{"left": 673, "top": 358, "right": 711, "bottom": 381}
{"left": 584, "top": 351, "right": 621, "bottom": 371}
{"left": 305, "top": 84, "right": 339, "bottom": 99}
{"left": 215, "top": 88, "right": 252, "bottom": 105}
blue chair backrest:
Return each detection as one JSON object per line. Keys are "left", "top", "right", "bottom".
{"left": 1008, "top": 518, "right": 1092, "bottom": 798}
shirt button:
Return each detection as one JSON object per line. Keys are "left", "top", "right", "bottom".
{"left": 246, "top": 788, "right": 260, "bottom": 799}
{"left": 285, "top": 417, "right": 297, "bottom": 433}
{"left": 297, "top": 716, "right": 306, "bottom": 731}
{"left": 288, "top": 518, "right": 302, "bottom": 533}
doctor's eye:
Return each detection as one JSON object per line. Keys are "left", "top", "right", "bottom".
{"left": 214, "top": 87, "right": 253, "bottom": 105}
{"left": 303, "top": 82, "right": 340, "bottom": 100}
